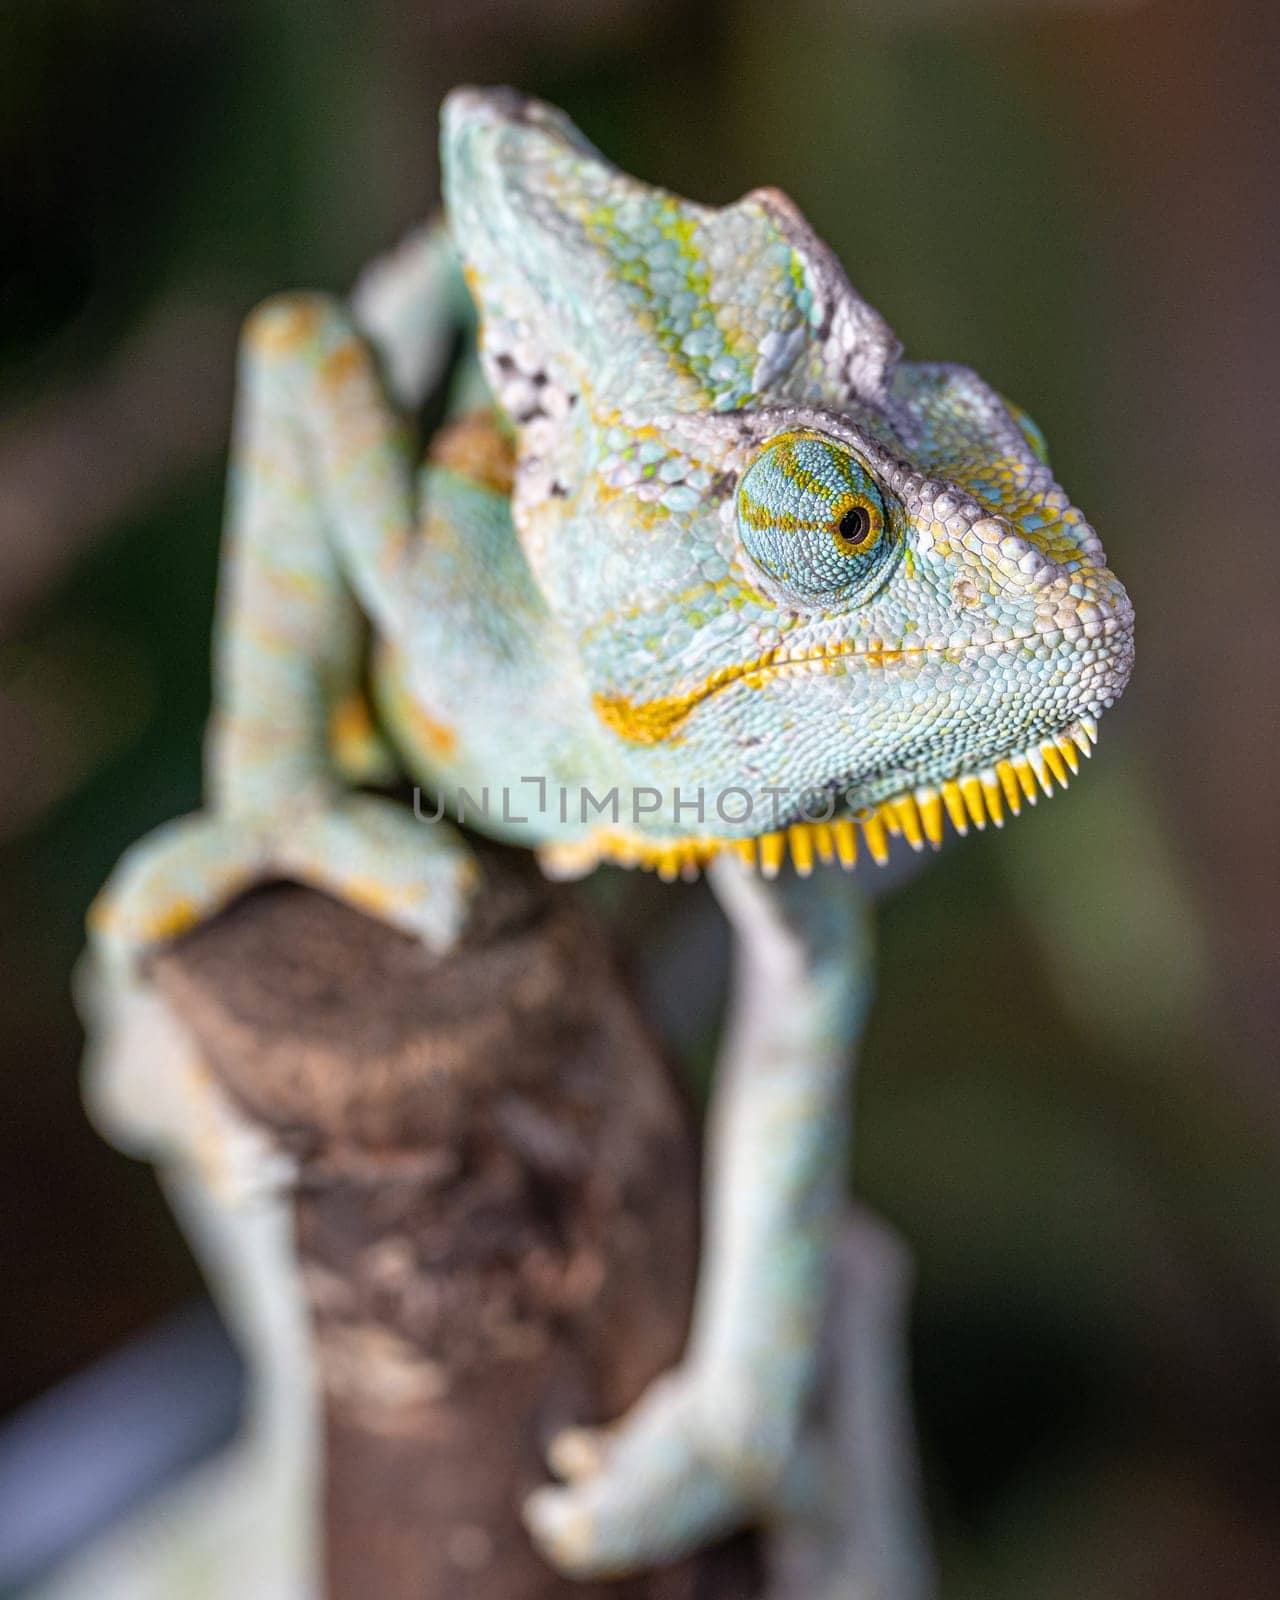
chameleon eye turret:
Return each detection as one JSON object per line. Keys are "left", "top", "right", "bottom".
{"left": 735, "top": 430, "right": 893, "bottom": 608}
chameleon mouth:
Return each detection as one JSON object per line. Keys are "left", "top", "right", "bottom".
{"left": 592, "top": 606, "right": 1134, "bottom": 749}
{"left": 539, "top": 717, "right": 1098, "bottom": 882}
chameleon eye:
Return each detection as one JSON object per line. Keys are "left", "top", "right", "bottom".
{"left": 736, "top": 430, "right": 891, "bottom": 606}
{"left": 835, "top": 504, "right": 872, "bottom": 549}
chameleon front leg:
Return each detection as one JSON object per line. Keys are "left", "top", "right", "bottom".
{"left": 91, "top": 279, "right": 476, "bottom": 970}
{"left": 524, "top": 860, "right": 873, "bottom": 1575}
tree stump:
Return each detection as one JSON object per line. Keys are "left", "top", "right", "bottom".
{"left": 148, "top": 858, "right": 761, "bottom": 1600}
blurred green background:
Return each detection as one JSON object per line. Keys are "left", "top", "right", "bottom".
{"left": 2, "top": 0, "right": 1277, "bottom": 1593}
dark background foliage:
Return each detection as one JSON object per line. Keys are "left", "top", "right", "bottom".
{"left": 1, "top": 1, "right": 1277, "bottom": 1593}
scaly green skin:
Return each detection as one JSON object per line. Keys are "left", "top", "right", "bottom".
{"left": 88, "top": 87, "right": 1132, "bottom": 1579}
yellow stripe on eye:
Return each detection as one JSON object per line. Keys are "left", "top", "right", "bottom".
{"left": 774, "top": 439, "right": 842, "bottom": 501}
{"left": 738, "top": 493, "right": 832, "bottom": 534}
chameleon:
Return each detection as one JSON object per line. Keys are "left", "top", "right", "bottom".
{"left": 88, "top": 87, "right": 1134, "bottom": 1579}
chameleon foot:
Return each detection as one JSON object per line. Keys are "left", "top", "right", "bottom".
{"left": 523, "top": 1365, "right": 787, "bottom": 1576}
{"left": 89, "top": 811, "right": 272, "bottom": 971}
{"left": 90, "top": 796, "right": 476, "bottom": 970}
{"left": 273, "top": 794, "right": 477, "bottom": 951}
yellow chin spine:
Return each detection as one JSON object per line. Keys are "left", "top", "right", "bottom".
{"left": 538, "top": 722, "right": 1095, "bottom": 881}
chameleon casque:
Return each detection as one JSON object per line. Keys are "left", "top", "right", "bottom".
{"left": 91, "top": 88, "right": 1134, "bottom": 1578}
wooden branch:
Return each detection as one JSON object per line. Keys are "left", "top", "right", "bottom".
{"left": 149, "top": 861, "right": 760, "bottom": 1600}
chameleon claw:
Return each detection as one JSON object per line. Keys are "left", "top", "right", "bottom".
{"left": 521, "top": 1487, "right": 596, "bottom": 1570}
{"left": 547, "top": 1425, "right": 608, "bottom": 1482}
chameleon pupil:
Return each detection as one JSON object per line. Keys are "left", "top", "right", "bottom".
{"left": 838, "top": 506, "right": 870, "bottom": 544}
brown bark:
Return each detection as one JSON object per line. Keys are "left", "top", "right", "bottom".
{"left": 150, "top": 857, "right": 759, "bottom": 1600}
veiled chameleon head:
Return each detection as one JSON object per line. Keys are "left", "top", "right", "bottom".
{"left": 441, "top": 88, "right": 1134, "bottom": 878}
